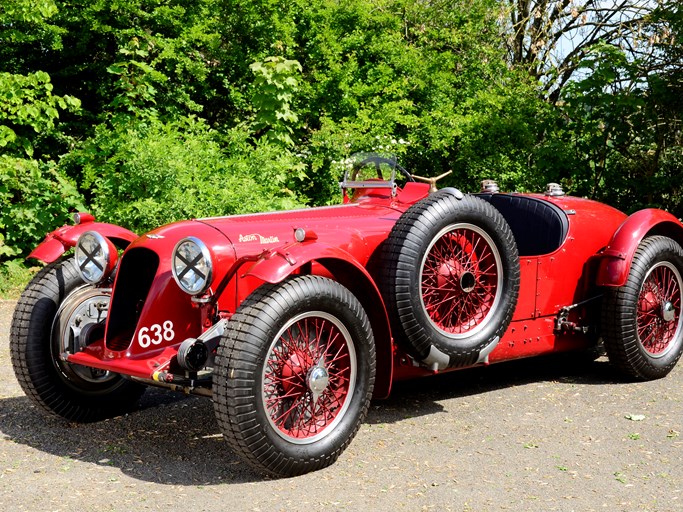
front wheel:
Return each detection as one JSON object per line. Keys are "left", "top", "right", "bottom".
{"left": 213, "top": 275, "right": 376, "bottom": 477}
{"left": 10, "top": 257, "right": 145, "bottom": 422}
{"left": 602, "top": 236, "right": 683, "bottom": 380}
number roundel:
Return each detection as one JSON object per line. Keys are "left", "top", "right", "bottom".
{"left": 137, "top": 321, "right": 175, "bottom": 348}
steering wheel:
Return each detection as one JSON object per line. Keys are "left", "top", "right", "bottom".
{"left": 351, "top": 155, "right": 415, "bottom": 182}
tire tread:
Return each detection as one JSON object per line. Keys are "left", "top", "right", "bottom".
{"left": 10, "top": 257, "right": 145, "bottom": 422}
{"left": 213, "top": 275, "right": 375, "bottom": 477}
{"left": 602, "top": 236, "right": 683, "bottom": 380}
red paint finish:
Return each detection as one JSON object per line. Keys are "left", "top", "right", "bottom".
{"left": 28, "top": 217, "right": 138, "bottom": 262}
{"left": 597, "top": 209, "right": 683, "bottom": 287}
{"left": 69, "top": 221, "right": 234, "bottom": 374}
{"left": 262, "top": 313, "right": 354, "bottom": 441}
{"left": 200, "top": 201, "right": 405, "bottom": 329}
{"left": 69, "top": 345, "right": 182, "bottom": 379}
{"left": 52, "top": 180, "right": 683, "bottom": 398}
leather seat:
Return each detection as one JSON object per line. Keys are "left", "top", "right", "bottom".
{"left": 477, "top": 194, "right": 569, "bottom": 256}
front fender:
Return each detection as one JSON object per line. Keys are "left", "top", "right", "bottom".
{"left": 244, "top": 242, "right": 394, "bottom": 399}
{"left": 243, "top": 242, "right": 366, "bottom": 284}
{"left": 597, "top": 209, "right": 683, "bottom": 287}
{"left": 28, "top": 214, "right": 138, "bottom": 263}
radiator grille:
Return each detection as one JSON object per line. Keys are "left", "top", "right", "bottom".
{"left": 106, "top": 248, "right": 159, "bottom": 351}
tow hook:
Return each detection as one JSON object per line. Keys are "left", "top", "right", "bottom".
{"left": 554, "top": 306, "right": 589, "bottom": 334}
{"left": 554, "top": 295, "right": 601, "bottom": 334}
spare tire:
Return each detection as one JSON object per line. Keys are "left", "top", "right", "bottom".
{"left": 381, "top": 189, "right": 520, "bottom": 368}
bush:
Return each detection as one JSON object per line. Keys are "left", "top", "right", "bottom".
{"left": 0, "top": 259, "right": 39, "bottom": 299}
{"left": 68, "top": 115, "right": 303, "bottom": 234}
{"left": 0, "top": 156, "right": 83, "bottom": 259}
{"left": 0, "top": 67, "right": 83, "bottom": 263}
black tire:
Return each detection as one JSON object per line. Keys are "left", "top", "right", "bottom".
{"left": 213, "top": 275, "right": 376, "bottom": 477}
{"left": 602, "top": 235, "right": 683, "bottom": 380}
{"left": 10, "top": 257, "right": 146, "bottom": 422}
{"left": 381, "top": 190, "right": 520, "bottom": 367}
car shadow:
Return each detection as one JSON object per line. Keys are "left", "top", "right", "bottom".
{"left": 365, "top": 352, "right": 619, "bottom": 424}
{"left": 0, "top": 389, "right": 266, "bottom": 483}
{"left": 0, "top": 353, "right": 620, "bottom": 485}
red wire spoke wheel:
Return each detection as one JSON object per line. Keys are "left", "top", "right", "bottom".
{"left": 263, "top": 312, "right": 356, "bottom": 443}
{"left": 381, "top": 191, "right": 519, "bottom": 367}
{"left": 420, "top": 223, "right": 503, "bottom": 338}
{"left": 603, "top": 236, "right": 683, "bottom": 380}
{"left": 636, "top": 262, "right": 682, "bottom": 356}
{"left": 214, "top": 275, "right": 375, "bottom": 477}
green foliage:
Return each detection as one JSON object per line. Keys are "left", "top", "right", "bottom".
{"left": 1, "top": 0, "right": 57, "bottom": 20}
{"left": 106, "top": 39, "right": 168, "bottom": 117}
{"left": 70, "top": 115, "right": 302, "bottom": 233}
{"left": 0, "top": 71, "right": 80, "bottom": 157}
{"left": 39, "top": 0, "right": 223, "bottom": 123}
{"left": 0, "top": 0, "right": 63, "bottom": 68}
{"left": 450, "top": 77, "right": 557, "bottom": 192}
{"left": 290, "top": 0, "right": 531, "bottom": 202}
{"left": 0, "top": 156, "right": 84, "bottom": 258}
{"left": 0, "top": 2, "right": 83, "bottom": 264}
{"left": 559, "top": 42, "right": 682, "bottom": 214}
{"left": 250, "top": 56, "right": 302, "bottom": 146}
{"left": 0, "top": 258, "right": 39, "bottom": 299}
{"left": 1, "top": 0, "right": 681, "bottom": 287}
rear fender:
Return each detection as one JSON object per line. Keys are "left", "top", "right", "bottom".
{"left": 244, "top": 242, "right": 394, "bottom": 399}
{"left": 28, "top": 213, "right": 138, "bottom": 263}
{"left": 597, "top": 209, "right": 683, "bottom": 287}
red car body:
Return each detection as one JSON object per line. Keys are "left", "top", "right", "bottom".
{"left": 13, "top": 156, "right": 683, "bottom": 476}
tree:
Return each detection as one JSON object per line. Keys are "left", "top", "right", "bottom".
{"left": 647, "top": 2, "right": 682, "bottom": 152}
{"left": 0, "top": 0, "right": 63, "bottom": 74}
{"left": 554, "top": 1, "right": 683, "bottom": 216}
{"left": 499, "top": 0, "right": 656, "bottom": 102}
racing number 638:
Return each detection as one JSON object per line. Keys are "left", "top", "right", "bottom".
{"left": 137, "top": 321, "right": 175, "bottom": 348}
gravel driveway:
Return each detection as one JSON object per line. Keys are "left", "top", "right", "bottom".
{"left": 1, "top": 298, "right": 682, "bottom": 511}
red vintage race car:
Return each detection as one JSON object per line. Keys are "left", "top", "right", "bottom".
{"left": 11, "top": 154, "right": 683, "bottom": 477}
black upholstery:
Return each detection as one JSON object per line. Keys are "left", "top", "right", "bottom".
{"left": 477, "top": 193, "right": 569, "bottom": 256}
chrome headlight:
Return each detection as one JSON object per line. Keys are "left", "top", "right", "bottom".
{"left": 172, "top": 237, "right": 213, "bottom": 295}
{"left": 75, "top": 231, "right": 117, "bottom": 284}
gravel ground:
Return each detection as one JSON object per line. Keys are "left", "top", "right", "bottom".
{"left": 1, "top": 298, "right": 682, "bottom": 511}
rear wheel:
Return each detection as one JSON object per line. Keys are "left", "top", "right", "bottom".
{"left": 213, "top": 275, "right": 375, "bottom": 477}
{"left": 10, "top": 257, "right": 145, "bottom": 422}
{"left": 602, "top": 236, "right": 683, "bottom": 380}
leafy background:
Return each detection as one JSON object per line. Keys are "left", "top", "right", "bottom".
{"left": 1, "top": 0, "right": 681, "bottom": 294}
